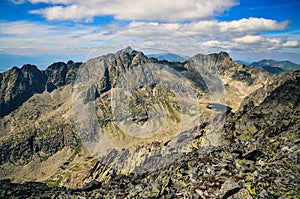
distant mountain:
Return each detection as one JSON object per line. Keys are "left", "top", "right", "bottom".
{"left": 0, "top": 65, "right": 47, "bottom": 118}
{"left": 0, "top": 54, "right": 82, "bottom": 71}
{"left": 147, "top": 53, "right": 189, "bottom": 62}
{"left": 251, "top": 59, "right": 300, "bottom": 73}
{"left": 258, "top": 65, "right": 285, "bottom": 74}
{"left": 0, "top": 60, "right": 82, "bottom": 118}
{"left": 1, "top": 48, "right": 299, "bottom": 198}
{"left": 235, "top": 60, "right": 251, "bottom": 65}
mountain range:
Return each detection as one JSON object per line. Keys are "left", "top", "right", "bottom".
{"left": 0, "top": 54, "right": 84, "bottom": 73}
{"left": 0, "top": 47, "right": 299, "bottom": 198}
{"left": 147, "top": 53, "right": 189, "bottom": 62}
{"left": 250, "top": 59, "right": 300, "bottom": 74}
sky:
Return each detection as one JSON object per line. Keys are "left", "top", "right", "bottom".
{"left": 0, "top": 0, "right": 300, "bottom": 69}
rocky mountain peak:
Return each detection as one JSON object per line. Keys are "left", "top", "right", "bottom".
{"left": 21, "top": 64, "right": 46, "bottom": 85}
{"left": 116, "top": 46, "right": 140, "bottom": 57}
{"left": 218, "top": 51, "right": 231, "bottom": 60}
{"left": 0, "top": 64, "right": 47, "bottom": 117}
{"left": 0, "top": 48, "right": 299, "bottom": 198}
{"left": 67, "top": 60, "right": 74, "bottom": 65}
{"left": 122, "top": 46, "right": 133, "bottom": 52}
{"left": 20, "top": 64, "right": 39, "bottom": 71}
{"left": 44, "top": 62, "right": 68, "bottom": 87}
{"left": 0, "top": 60, "right": 82, "bottom": 118}
{"left": 186, "top": 51, "right": 232, "bottom": 73}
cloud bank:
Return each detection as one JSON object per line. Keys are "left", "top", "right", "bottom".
{"left": 28, "top": 0, "right": 238, "bottom": 22}
{"left": 2, "top": 0, "right": 299, "bottom": 62}
{"left": 1, "top": 17, "right": 298, "bottom": 56}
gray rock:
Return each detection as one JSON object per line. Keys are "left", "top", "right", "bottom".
{"left": 219, "top": 180, "right": 241, "bottom": 199}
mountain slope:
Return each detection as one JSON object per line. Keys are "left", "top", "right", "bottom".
{"left": 0, "top": 48, "right": 298, "bottom": 198}
{"left": 0, "top": 65, "right": 47, "bottom": 118}
{"left": 0, "top": 61, "right": 82, "bottom": 118}
{"left": 0, "top": 48, "right": 273, "bottom": 183}
{"left": 1, "top": 69, "right": 299, "bottom": 198}
{"left": 251, "top": 59, "right": 300, "bottom": 73}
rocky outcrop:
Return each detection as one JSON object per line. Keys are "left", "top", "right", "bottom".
{"left": 44, "top": 62, "right": 68, "bottom": 87}
{"left": 0, "top": 48, "right": 298, "bottom": 198}
{"left": 83, "top": 46, "right": 153, "bottom": 94}
{"left": 2, "top": 70, "right": 299, "bottom": 198}
{"left": 44, "top": 60, "right": 82, "bottom": 87}
{"left": 0, "top": 48, "right": 270, "bottom": 118}
{"left": 72, "top": 68, "right": 298, "bottom": 198}
{"left": 0, "top": 123, "right": 78, "bottom": 166}
{"left": 0, "top": 61, "right": 82, "bottom": 118}
{"left": 90, "top": 69, "right": 298, "bottom": 198}
{"left": 0, "top": 65, "right": 47, "bottom": 118}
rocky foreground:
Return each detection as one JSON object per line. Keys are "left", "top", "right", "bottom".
{"left": 0, "top": 48, "right": 299, "bottom": 198}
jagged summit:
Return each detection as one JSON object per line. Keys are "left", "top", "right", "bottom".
{"left": 0, "top": 64, "right": 47, "bottom": 117}
{"left": 189, "top": 51, "right": 231, "bottom": 65}
{"left": 116, "top": 46, "right": 141, "bottom": 56}
{"left": 21, "top": 64, "right": 40, "bottom": 71}
{"left": 120, "top": 46, "right": 133, "bottom": 53}
{"left": 0, "top": 61, "right": 81, "bottom": 118}
{"left": 0, "top": 47, "right": 299, "bottom": 198}
{"left": 0, "top": 48, "right": 270, "bottom": 118}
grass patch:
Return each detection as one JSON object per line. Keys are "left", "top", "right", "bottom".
{"left": 68, "top": 136, "right": 82, "bottom": 162}
{"left": 45, "top": 175, "right": 63, "bottom": 187}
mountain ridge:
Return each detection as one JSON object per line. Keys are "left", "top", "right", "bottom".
{"left": 1, "top": 69, "right": 299, "bottom": 198}
{"left": 0, "top": 47, "right": 298, "bottom": 198}
{"left": 147, "top": 52, "right": 189, "bottom": 62}
{"left": 251, "top": 59, "right": 300, "bottom": 73}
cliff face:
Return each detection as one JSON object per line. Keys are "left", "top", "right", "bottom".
{"left": 0, "top": 61, "right": 82, "bottom": 118}
{"left": 79, "top": 69, "right": 299, "bottom": 198}
{"left": 0, "top": 48, "right": 298, "bottom": 198}
{"left": 0, "top": 65, "right": 46, "bottom": 118}
{"left": 44, "top": 60, "right": 82, "bottom": 87}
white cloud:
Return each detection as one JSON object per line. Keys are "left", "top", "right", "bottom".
{"left": 218, "top": 17, "right": 289, "bottom": 33}
{"left": 234, "top": 35, "right": 265, "bottom": 43}
{"left": 203, "top": 35, "right": 299, "bottom": 51}
{"left": 282, "top": 40, "right": 300, "bottom": 47}
{"left": 0, "top": 21, "right": 52, "bottom": 35}
{"left": 28, "top": 0, "right": 238, "bottom": 22}
{"left": 125, "top": 18, "right": 289, "bottom": 38}
{"left": 234, "top": 35, "right": 300, "bottom": 48}
{"left": 0, "top": 17, "right": 299, "bottom": 57}
{"left": 0, "top": 21, "right": 106, "bottom": 55}
{"left": 3, "top": 1, "right": 299, "bottom": 63}
{"left": 31, "top": 4, "right": 94, "bottom": 22}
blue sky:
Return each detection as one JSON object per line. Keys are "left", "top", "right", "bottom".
{"left": 0, "top": 0, "right": 299, "bottom": 69}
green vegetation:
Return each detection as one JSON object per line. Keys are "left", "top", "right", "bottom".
{"left": 45, "top": 175, "right": 63, "bottom": 187}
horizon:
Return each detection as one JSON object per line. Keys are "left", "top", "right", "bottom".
{"left": 1, "top": 47, "right": 300, "bottom": 72}
{"left": 0, "top": 2, "right": 299, "bottom": 195}
{"left": 0, "top": 0, "right": 300, "bottom": 69}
